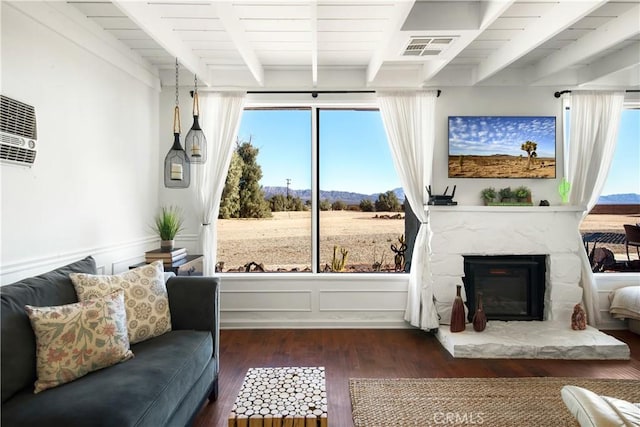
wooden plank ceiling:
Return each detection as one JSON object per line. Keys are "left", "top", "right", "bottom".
{"left": 66, "top": 0, "right": 640, "bottom": 89}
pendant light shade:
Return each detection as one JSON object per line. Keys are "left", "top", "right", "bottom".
{"left": 186, "top": 75, "right": 207, "bottom": 163}
{"left": 164, "top": 60, "right": 190, "bottom": 188}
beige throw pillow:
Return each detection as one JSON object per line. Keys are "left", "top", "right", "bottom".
{"left": 26, "top": 290, "right": 133, "bottom": 393}
{"left": 70, "top": 261, "right": 171, "bottom": 344}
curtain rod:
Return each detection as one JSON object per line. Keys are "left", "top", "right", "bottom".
{"left": 190, "top": 89, "right": 441, "bottom": 98}
{"left": 247, "top": 90, "right": 441, "bottom": 98}
{"left": 554, "top": 89, "right": 640, "bottom": 98}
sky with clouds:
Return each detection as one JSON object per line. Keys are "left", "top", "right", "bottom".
{"left": 448, "top": 116, "right": 556, "bottom": 158}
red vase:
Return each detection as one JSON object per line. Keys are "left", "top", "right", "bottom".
{"left": 472, "top": 292, "right": 487, "bottom": 332}
{"left": 450, "top": 285, "right": 466, "bottom": 332}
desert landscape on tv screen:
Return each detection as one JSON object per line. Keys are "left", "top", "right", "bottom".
{"left": 448, "top": 116, "right": 556, "bottom": 178}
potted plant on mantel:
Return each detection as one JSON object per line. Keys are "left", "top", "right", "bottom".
{"left": 153, "top": 206, "right": 184, "bottom": 251}
{"left": 481, "top": 187, "right": 497, "bottom": 205}
{"left": 483, "top": 186, "right": 533, "bottom": 206}
{"left": 514, "top": 186, "right": 532, "bottom": 204}
{"left": 498, "top": 187, "right": 515, "bottom": 203}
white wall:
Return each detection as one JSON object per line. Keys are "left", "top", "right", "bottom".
{"left": 0, "top": 3, "right": 161, "bottom": 284}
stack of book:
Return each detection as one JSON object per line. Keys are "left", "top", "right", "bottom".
{"left": 145, "top": 248, "right": 187, "bottom": 265}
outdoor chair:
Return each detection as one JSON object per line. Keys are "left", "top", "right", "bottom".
{"left": 623, "top": 224, "right": 640, "bottom": 261}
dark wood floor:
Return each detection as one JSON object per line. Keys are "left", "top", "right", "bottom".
{"left": 193, "top": 329, "right": 640, "bottom": 427}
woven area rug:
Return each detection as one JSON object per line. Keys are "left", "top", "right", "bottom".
{"left": 349, "top": 377, "right": 640, "bottom": 427}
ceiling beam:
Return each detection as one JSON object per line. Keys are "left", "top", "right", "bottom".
{"left": 577, "top": 41, "right": 640, "bottom": 87}
{"left": 310, "top": 0, "right": 318, "bottom": 87}
{"left": 112, "top": 1, "right": 211, "bottom": 86}
{"left": 366, "top": 1, "right": 415, "bottom": 85}
{"left": 474, "top": 1, "right": 607, "bottom": 85}
{"left": 215, "top": 2, "right": 264, "bottom": 87}
{"left": 533, "top": 4, "right": 640, "bottom": 83}
{"left": 420, "top": 0, "right": 515, "bottom": 84}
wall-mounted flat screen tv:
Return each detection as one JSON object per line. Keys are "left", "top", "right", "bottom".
{"left": 448, "top": 116, "right": 556, "bottom": 178}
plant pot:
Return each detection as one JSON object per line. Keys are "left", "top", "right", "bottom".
{"left": 160, "top": 239, "right": 175, "bottom": 252}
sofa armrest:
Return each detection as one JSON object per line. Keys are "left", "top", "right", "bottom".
{"left": 561, "top": 385, "right": 640, "bottom": 427}
{"left": 166, "top": 276, "right": 220, "bottom": 373}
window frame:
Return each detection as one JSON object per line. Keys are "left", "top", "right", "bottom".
{"left": 223, "top": 92, "right": 407, "bottom": 275}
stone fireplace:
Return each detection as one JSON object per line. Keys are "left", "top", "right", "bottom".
{"left": 427, "top": 205, "right": 629, "bottom": 360}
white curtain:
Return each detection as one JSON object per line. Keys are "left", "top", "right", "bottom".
{"left": 377, "top": 90, "right": 439, "bottom": 330}
{"left": 191, "top": 92, "right": 246, "bottom": 276}
{"left": 566, "top": 90, "right": 625, "bottom": 326}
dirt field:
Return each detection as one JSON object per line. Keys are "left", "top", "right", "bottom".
{"left": 449, "top": 155, "right": 556, "bottom": 178}
{"left": 216, "top": 211, "right": 639, "bottom": 272}
{"left": 216, "top": 211, "right": 404, "bottom": 272}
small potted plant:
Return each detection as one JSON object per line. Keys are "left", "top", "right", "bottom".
{"left": 153, "top": 206, "right": 184, "bottom": 251}
{"left": 498, "top": 187, "right": 515, "bottom": 203}
{"left": 480, "top": 187, "right": 497, "bottom": 205}
{"left": 514, "top": 186, "right": 532, "bottom": 203}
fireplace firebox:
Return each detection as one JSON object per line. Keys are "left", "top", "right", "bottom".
{"left": 463, "top": 255, "right": 546, "bottom": 322}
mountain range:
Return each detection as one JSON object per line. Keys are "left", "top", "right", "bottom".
{"left": 262, "top": 187, "right": 638, "bottom": 205}
{"left": 597, "top": 193, "right": 640, "bottom": 204}
{"left": 262, "top": 186, "right": 405, "bottom": 205}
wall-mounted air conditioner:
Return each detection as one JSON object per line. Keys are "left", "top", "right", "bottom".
{"left": 1, "top": 95, "right": 38, "bottom": 167}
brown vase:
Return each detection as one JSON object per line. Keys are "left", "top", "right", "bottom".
{"left": 472, "top": 292, "right": 487, "bottom": 332}
{"left": 450, "top": 285, "right": 466, "bottom": 332}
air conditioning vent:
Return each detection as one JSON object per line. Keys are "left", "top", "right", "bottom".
{"left": 403, "top": 36, "right": 456, "bottom": 57}
{"left": 1, "top": 95, "right": 37, "bottom": 166}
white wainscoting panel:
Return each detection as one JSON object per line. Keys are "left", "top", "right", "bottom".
{"left": 219, "top": 273, "right": 409, "bottom": 329}
{"left": 319, "top": 289, "right": 407, "bottom": 312}
{"left": 222, "top": 290, "right": 313, "bottom": 312}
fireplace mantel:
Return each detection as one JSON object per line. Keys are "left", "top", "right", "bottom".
{"left": 426, "top": 204, "right": 586, "bottom": 325}
{"left": 427, "top": 205, "right": 586, "bottom": 213}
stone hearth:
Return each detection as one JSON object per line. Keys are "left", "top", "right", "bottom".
{"left": 427, "top": 205, "right": 630, "bottom": 359}
{"left": 437, "top": 321, "right": 630, "bottom": 360}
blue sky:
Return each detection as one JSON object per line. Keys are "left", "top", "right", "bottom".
{"left": 600, "top": 109, "right": 640, "bottom": 196}
{"left": 237, "top": 109, "right": 312, "bottom": 191}
{"left": 319, "top": 110, "right": 399, "bottom": 194}
{"left": 449, "top": 116, "right": 556, "bottom": 158}
{"left": 237, "top": 109, "right": 400, "bottom": 194}
{"left": 237, "top": 109, "right": 638, "bottom": 196}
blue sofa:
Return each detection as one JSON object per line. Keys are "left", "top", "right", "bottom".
{"left": 1, "top": 256, "right": 220, "bottom": 427}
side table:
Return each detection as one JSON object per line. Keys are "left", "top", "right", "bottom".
{"left": 130, "top": 255, "right": 204, "bottom": 276}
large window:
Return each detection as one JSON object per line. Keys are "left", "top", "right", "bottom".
{"left": 569, "top": 107, "right": 640, "bottom": 269}
{"left": 216, "top": 106, "right": 407, "bottom": 273}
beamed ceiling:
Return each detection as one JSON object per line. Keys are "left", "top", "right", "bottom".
{"left": 54, "top": 1, "right": 640, "bottom": 89}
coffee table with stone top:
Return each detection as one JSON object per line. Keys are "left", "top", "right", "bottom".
{"left": 228, "top": 367, "right": 328, "bottom": 427}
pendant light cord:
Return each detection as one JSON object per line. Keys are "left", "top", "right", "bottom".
{"left": 193, "top": 75, "right": 200, "bottom": 117}
{"left": 173, "top": 59, "right": 181, "bottom": 134}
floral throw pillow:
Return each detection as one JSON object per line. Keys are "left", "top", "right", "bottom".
{"left": 70, "top": 261, "right": 171, "bottom": 344}
{"left": 25, "top": 290, "right": 133, "bottom": 393}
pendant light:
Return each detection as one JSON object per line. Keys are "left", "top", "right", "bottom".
{"left": 185, "top": 75, "right": 207, "bottom": 163}
{"left": 164, "top": 59, "right": 190, "bottom": 188}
